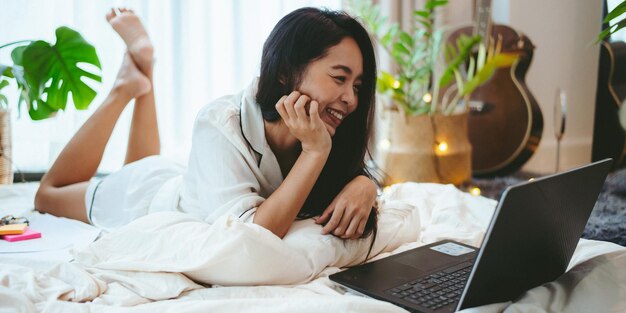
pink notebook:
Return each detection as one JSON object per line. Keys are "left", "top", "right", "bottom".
{"left": 1, "top": 228, "right": 42, "bottom": 242}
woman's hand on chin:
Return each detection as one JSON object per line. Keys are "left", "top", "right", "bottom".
{"left": 315, "top": 175, "right": 377, "bottom": 240}
{"left": 275, "top": 91, "right": 331, "bottom": 156}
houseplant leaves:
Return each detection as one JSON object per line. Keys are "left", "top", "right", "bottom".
{"left": 599, "top": 0, "right": 626, "bottom": 41}
{"left": 11, "top": 26, "right": 101, "bottom": 120}
{"left": 0, "top": 79, "right": 8, "bottom": 108}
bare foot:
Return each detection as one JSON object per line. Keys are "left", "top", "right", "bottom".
{"left": 106, "top": 8, "right": 154, "bottom": 77}
{"left": 113, "top": 53, "right": 151, "bottom": 99}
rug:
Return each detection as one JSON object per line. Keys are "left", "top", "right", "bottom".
{"left": 469, "top": 169, "right": 626, "bottom": 246}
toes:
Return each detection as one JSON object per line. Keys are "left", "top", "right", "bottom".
{"left": 109, "top": 7, "right": 136, "bottom": 18}
{"left": 105, "top": 8, "right": 116, "bottom": 21}
{"left": 106, "top": 8, "right": 128, "bottom": 21}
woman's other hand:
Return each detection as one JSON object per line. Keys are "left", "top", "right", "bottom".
{"left": 315, "top": 175, "right": 377, "bottom": 239}
{"left": 275, "top": 91, "right": 332, "bottom": 155}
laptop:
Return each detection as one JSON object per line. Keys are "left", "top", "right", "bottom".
{"left": 330, "top": 159, "right": 612, "bottom": 312}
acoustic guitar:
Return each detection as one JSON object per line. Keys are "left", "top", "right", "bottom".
{"left": 447, "top": 0, "right": 543, "bottom": 177}
{"left": 592, "top": 39, "right": 626, "bottom": 168}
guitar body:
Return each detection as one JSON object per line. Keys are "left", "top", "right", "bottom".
{"left": 592, "top": 40, "right": 626, "bottom": 168}
{"left": 448, "top": 25, "right": 543, "bottom": 176}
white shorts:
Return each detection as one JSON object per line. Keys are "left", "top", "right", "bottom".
{"left": 84, "top": 155, "right": 186, "bottom": 230}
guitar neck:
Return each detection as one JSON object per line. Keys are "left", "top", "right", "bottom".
{"left": 474, "top": 0, "right": 492, "bottom": 47}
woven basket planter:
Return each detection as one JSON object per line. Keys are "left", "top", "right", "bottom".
{"left": 0, "top": 109, "right": 13, "bottom": 184}
{"left": 380, "top": 112, "right": 472, "bottom": 186}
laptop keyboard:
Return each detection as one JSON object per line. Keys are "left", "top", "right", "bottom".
{"left": 385, "top": 261, "right": 473, "bottom": 311}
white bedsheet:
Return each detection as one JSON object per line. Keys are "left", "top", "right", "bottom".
{"left": 0, "top": 182, "right": 625, "bottom": 312}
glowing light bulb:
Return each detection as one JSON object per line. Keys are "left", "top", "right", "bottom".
{"left": 422, "top": 93, "right": 432, "bottom": 103}
{"left": 392, "top": 80, "right": 401, "bottom": 89}
{"left": 528, "top": 178, "right": 535, "bottom": 181}
{"left": 469, "top": 187, "right": 481, "bottom": 196}
{"left": 436, "top": 142, "right": 448, "bottom": 153}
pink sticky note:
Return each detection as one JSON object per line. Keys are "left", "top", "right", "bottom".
{"left": 1, "top": 228, "right": 41, "bottom": 242}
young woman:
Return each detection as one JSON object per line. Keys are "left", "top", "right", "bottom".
{"left": 35, "top": 7, "right": 379, "bottom": 240}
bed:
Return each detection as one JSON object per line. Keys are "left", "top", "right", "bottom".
{"left": 1, "top": 182, "right": 625, "bottom": 312}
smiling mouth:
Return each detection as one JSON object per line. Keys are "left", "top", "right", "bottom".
{"left": 326, "top": 108, "right": 345, "bottom": 121}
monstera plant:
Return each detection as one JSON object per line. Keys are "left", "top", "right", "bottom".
{"left": 0, "top": 26, "right": 100, "bottom": 184}
{"left": 0, "top": 26, "right": 101, "bottom": 120}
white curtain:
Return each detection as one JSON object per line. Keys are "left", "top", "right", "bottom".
{"left": 0, "top": 0, "right": 341, "bottom": 173}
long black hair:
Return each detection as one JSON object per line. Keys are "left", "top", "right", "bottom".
{"left": 256, "top": 7, "right": 379, "bottom": 241}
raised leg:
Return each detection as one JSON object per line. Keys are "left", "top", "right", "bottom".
{"left": 126, "top": 83, "right": 160, "bottom": 164}
{"left": 106, "top": 8, "right": 160, "bottom": 164}
{"left": 35, "top": 53, "right": 151, "bottom": 222}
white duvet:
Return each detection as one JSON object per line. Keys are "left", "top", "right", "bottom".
{"left": 1, "top": 182, "right": 625, "bottom": 312}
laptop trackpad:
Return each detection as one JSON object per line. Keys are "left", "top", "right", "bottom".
{"left": 394, "top": 244, "right": 473, "bottom": 273}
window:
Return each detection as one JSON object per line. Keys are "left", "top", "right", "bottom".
{"left": 0, "top": 0, "right": 341, "bottom": 173}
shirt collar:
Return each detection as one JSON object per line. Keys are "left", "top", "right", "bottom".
{"left": 240, "top": 78, "right": 284, "bottom": 188}
{"left": 240, "top": 78, "right": 265, "bottom": 160}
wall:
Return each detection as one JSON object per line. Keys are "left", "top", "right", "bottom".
{"left": 492, "top": 0, "right": 604, "bottom": 174}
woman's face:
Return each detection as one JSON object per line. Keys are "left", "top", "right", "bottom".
{"left": 296, "top": 37, "right": 363, "bottom": 136}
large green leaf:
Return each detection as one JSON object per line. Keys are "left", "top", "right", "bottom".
{"left": 438, "top": 35, "right": 481, "bottom": 87}
{"left": 598, "top": 18, "right": 626, "bottom": 42}
{"left": 0, "top": 79, "right": 8, "bottom": 108}
{"left": 399, "top": 32, "right": 414, "bottom": 49}
{"left": 377, "top": 71, "right": 397, "bottom": 93}
{"left": 12, "top": 43, "right": 54, "bottom": 119}
{"left": 0, "top": 65, "right": 13, "bottom": 78}
{"left": 392, "top": 41, "right": 411, "bottom": 58}
{"left": 425, "top": 0, "right": 448, "bottom": 10}
{"left": 609, "top": 19, "right": 626, "bottom": 38}
{"left": 598, "top": 28, "right": 612, "bottom": 42}
{"left": 461, "top": 53, "right": 519, "bottom": 96}
{"left": 14, "top": 26, "right": 101, "bottom": 120}
{"left": 8, "top": 47, "right": 32, "bottom": 116}
{"left": 604, "top": 1, "right": 626, "bottom": 24}
{"left": 413, "top": 10, "right": 431, "bottom": 19}
{"left": 490, "top": 52, "right": 520, "bottom": 67}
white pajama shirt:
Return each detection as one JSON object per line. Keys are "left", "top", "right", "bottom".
{"left": 85, "top": 79, "right": 284, "bottom": 230}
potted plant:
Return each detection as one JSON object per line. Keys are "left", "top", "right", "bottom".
{"left": 347, "top": 0, "right": 518, "bottom": 185}
{"left": 598, "top": 0, "right": 626, "bottom": 42}
{"left": 0, "top": 26, "right": 101, "bottom": 184}
{"left": 598, "top": 0, "right": 626, "bottom": 132}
